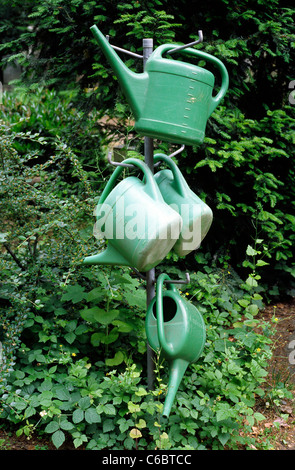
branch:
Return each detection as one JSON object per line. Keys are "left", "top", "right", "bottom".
{"left": 3, "top": 243, "right": 26, "bottom": 271}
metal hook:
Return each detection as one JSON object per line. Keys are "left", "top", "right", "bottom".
{"left": 130, "top": 268, "right": 190, "bottom": 286}
{"left": 163, "top": 272, "right": 190, "bottom": 285}
{"left": 106, "top": 35, "right": 143, "bottom": 59}
{"left": 154, "top": 144, "right": 185, "bottom": 168}
{"left": 107, "top": 150, "right": 135, "bottom": 168}
{"left": 107, "top": 144, "right": 185, "bottom": 169}
{"left": 167, "top": 30, "right": 203, "bottom": 55}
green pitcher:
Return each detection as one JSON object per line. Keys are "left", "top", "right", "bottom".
{"left": 84, "top": 158, "right": 182, "bottom": 272}
{"left": 91, "top": 25, "right": 229, "bottom": 145}
{"left": 154, "top": 153, "right": 213, "bottom": 256}
{"left": 146, "top": 273, "right": 206, "bottom": 417}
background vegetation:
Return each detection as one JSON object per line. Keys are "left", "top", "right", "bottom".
{"left": 0, "top": 0, "right": 294, "bottom": 450}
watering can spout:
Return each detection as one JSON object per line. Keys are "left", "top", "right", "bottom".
{"left": 90, "top": 25, "right": 147, "bottom": 120}
{"left": 83, "top": 244, "right": 130, "bottom": 267}
{"left": 162, "top": 358, "right": 189, "bottom": 418}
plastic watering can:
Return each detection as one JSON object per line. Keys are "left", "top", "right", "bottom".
{"left": 154, "top": 153, "right": 213, "bottom": 256}
{"left": 91, "top": 25, "right": 229, "bottom": 145}
{"left": 146, "top": 273, "right": 206, "bottom": 417}
{"left": 83, "top": 158, "right": 182, "bottom": 272}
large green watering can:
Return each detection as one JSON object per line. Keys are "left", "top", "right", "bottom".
{"left": 84, "top": 158, "right": 182, "bottom": 272}
{"left": 146, "top": 273, "right": 206, "bottom": 417}
{"left": 154, "top": 153, "right": 213, "bottom": 256}
{"left": 91, "top": 25, "right": 229, "bottom": 146}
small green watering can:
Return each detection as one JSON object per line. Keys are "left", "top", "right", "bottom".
{"left": 84, "top": 158, "right": 182, "bottom": 272}
{"left": 154, "top": 153, "right": 213, "bottom": 256}
{"left": 146, "top": 273, "right": 206, "bottom": 417}
{"left": 91, "top": 25, "right": 229, "bottom": 145}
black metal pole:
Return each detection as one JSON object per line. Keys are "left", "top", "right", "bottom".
{"left": 143, "top": 38, "right": 155, "bottom": 390}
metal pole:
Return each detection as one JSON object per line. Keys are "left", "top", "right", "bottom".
{"left": 143, "top": 38, "right": 155, "bottom": 390}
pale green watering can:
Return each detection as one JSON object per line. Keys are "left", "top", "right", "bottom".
{"left": 146, "top": 273, "right": 206, "bottom": 417}
{"left": 91, "top": 25, "right": 229, "bottom": 145}
{"left": 154, "top": 153, "right": 213, "bottom": 256}
{"left": 84, "top": 158, "right": 182, "bottom": 272}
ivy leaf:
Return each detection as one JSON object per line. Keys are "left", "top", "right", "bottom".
{"left": 129, "top": 428, "right": 142, "bottom": 439}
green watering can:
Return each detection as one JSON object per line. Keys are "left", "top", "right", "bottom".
{"left": 154, "top": 153, "right": 213, "bottom": 256}
{"left": 146, "top": 273, "right": 206, "bottom": 417}
{"left": 91, "top": 25, "right": 229, "bottom": 145}
{"left": 84, "top": 158, "right": 182, "bottom": 272}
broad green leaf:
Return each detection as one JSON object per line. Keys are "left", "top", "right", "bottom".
{"left": 256, "top": 259, "right": 269, "bottom": 266}
{"left": 135, "top": 387, "right": 148, "bottom": 397}
{"left": 52, "top": 430, "right": 65, "bottom": 449}
{"left": 72, "top": 408, "right": 84, "bottom": 423}
{"left": 128, "top": 402, "right": 141, "bottom": 414}
{"left": 246, "top": 245, "right": 259, "bottom": 256}
{"left": 45, "top": 421, "right": 59, "bottom": 434}
{"left": 61, "top": 284, "right": 87, "bottom": 303}
{"left": 105, "top": 351, "right": 124, "bottom": 366}
{"left": 85, "top": 407, "right": 101, "bottom": 424}
{"left": 80, "top": 306, "right": 119, "bottom": 325}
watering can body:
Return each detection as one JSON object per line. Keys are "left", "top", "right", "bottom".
{"left": 91, "top": 25, "right": 229, "bottom": 145}
{"left": 154, "top": 154, "right": 213, "bottom": 256}
{"left": 145, "top": 274, "right": 206, "bottom": 416}
{"left": 83, "top": 158, "right": 182, "bottom": 272}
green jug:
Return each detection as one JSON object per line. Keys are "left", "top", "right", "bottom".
{"left": 146, "top": 273, "right": 206, "bottom": 417}
{"left": 84, "top": 158, "right": 182, "bottom": 272}
{"left": 154, "top": 153, "right": 213, "bottom": 256}
{"left": 91, "top": 25, "right": 229, "bottom": 145}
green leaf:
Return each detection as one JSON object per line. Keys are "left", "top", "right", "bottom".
{"left": 54, "top": 386, "right": 71, "bottom": 401}
{"left": 24, "top": 406, "right": 36, "bottom": 418}
{"left": 72, "top": 408, "right": 84, "bottom": 424}
{"left": 80, "top": 307, "right": 119, "bottom": 325}
{"left": 256, "top": 259, "right": 269, "bottom": 267}
{"left": 254, "top": 412, "right": 266, "bottom": 422}
{"left": 103, "top": 404, "right": 116, "bottom": 415}
{"left": 128, "top": 401, "right": 141, "bottom": 414}
{"left": 218, "top": 432, "right": 230, "bottom": 446}
{"left": 60, "top": 420, "right": 74, "bottom": 431}
{"left": 91, "top": 332, "right": 102, "bottom": 347}
{"left": 246, "top": 245, "right": 259, "bottom": 256}
{"left": 103, "top": 419, "right": 115, "bottom": 433}
{"left": 78, "top": 396, "right": 91, "bottom": 410}
{"left": 52, "top": 430, "right": 65, "bottom": 449}
{"left": 61, "top": 284, "right": 87, "bottom": 303}
{"left": 135, "top": 387, "right": 148, "bottom": 397}
{"left": 65, "top": 331, "right": 76, "bottom": 344}
{"left": 85, "top": 407, "right": 101, "bottom": 424}
{"left": 130, "top": 428, "right": 142, "bottom": 439}
{"left": 105, "top": 351, "right": 124, "bottom": 366}
{"left": 238, "top": 299, "right": 250, "bottom": 307}
{"left": 45, "top": 421, "right": 59, "bottom": 434}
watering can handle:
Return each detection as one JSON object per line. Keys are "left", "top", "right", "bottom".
{"left": 156, "top": 273, "right": 179, "bottom": 356}
{"left": 158, "top": 45, "right": 229, "bottom": 117}
{"left": 98, "top": 158, "right": 161, "bottom": 204}
{"left": 154, "top": 153, "right": 189, "bottom": 198}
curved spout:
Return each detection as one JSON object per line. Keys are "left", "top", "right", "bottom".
{"left": 90, "top": 25, "right": 147, "bottom": 120}
{"left": 162, "top": 358, "right": 189, "bottom": 417}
